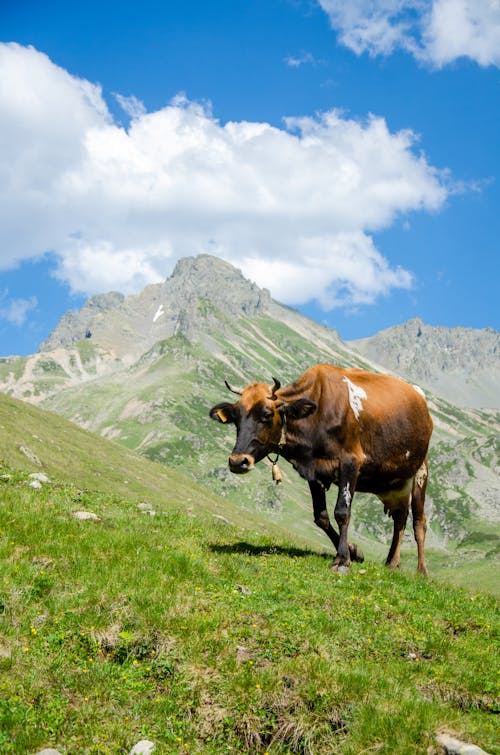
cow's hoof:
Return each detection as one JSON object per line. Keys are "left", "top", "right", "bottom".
{"left": 349, "top": 543, "right": 364, "bottom": 563}
{"left": 331, "top": 563, "right": 350, "bottom": 575}
{"left": 385, "top": 560, "right": 400, "bottom": 570}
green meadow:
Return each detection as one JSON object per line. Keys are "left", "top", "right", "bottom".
{"left": 0, "top": 465, "right": 498, "bottom": 754}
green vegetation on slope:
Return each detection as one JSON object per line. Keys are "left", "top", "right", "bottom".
{"left": 36, "top": 315, "right": 499, "bottom": 582}
{"left": 0, "top": 392, "right": 295, "bottom": 542}
{"left": 0, "top": 467, "right": 498, "bottom": 755}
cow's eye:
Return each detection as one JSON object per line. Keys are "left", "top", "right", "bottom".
{"left": 261, "top": 408, "right": 274, "bottom": 423}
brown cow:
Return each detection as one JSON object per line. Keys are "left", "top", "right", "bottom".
{"left": 210, "top": 363, "right": 433, "bottom": 574}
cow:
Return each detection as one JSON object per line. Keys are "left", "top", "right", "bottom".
{"left": 210, "top": 363, "right": 433, "bottom": 575}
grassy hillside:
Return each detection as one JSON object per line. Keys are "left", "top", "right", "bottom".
{"left": 1, "top": 466, "right": 498, "bottom": 755}
{"left": 0, "top": 391, "right": 498, "bottom": 753}
{"left": 0, "top": 392, "right": 304, "bottom": 546}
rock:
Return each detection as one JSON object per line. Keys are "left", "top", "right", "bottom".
{"left": 437, "top": 732, "right": 492, "bottom": 755}
{"left": 137, "top": 503, "right": 156, "bottom": 516}
{"left": 18, "top": 445, "right": 42, "bottom": 466}
{"left": 71, "top": 511, "right": 101, "bottom": 521}
{"left": 29, "top": 472, "right": 50, "bottom": 489}
{"left": 129, "top": 740, "right": 156, "bottom": 755}
{"left": 212, "top": 514, "right": 230, "bottom": 524}
{"left": 29, "top": 473, "right": 50, "bottom": 483}
{"left": 34, "top": 749, "right": 63, "bottom": 755}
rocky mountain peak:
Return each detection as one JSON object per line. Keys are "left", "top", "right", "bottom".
{"left": 37, "top": 255, "right": 272, "bottom": 356}
{"left": 164, "top": 255, "right": 271, "bottom": 318}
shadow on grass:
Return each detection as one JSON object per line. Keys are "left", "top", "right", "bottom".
{"left": 208, "top": 541, "right": 332, "bottom": 560}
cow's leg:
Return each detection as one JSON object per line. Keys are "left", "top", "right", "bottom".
{"left": 385, "top": 503, "right": 409, "bottom": 570}
{"left": 411, "top": 459, "right": 429, "bottom": 576}
{"left": 309, "top": 481, "right": 364, "bottom": 563}
{"left": 332, "top": 460, "right": 359, "bottom": 574}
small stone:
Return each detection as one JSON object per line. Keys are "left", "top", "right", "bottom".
{"left": 72, "top": 511, "right": 101, "bottom": 521}
{"left": 130, "top": 740, "right": 156, "bottom": 755}
{"left": 237, "top": 584, "right": 251, "bottom": 595}
{"left": 34, "top": 750, "right": 63, "bottom": 755}
{"left": 29, "top": 473, "right": 50, "bottom": 483}
{"left": 436, "top": 733, "right": 492, "bottom": 755}
{"left": 29, "top": 480, "right": 43, "bottom": 489}
{"left": 18, "top": 445, "right": 42, "bottom": 466}
{"left": 213, "top": 514, "right": 230, "bottom": 524}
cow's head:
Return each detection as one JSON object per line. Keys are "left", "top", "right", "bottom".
{"left": 209, "top": 378, "right": 316, "bottom": 474}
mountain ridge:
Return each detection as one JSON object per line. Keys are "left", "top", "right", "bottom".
{"left": 349, "top": 317, "right": 499, "bottom": 410}
{"left": 4, "top": 254, "right": 498, "bottom": 412}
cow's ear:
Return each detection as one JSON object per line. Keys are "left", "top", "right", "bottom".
{"left": 210, "top": 402, "right": 236, "bottom": 424}
{"left": 282, "top": 398, "right": 317, "bottom": 420}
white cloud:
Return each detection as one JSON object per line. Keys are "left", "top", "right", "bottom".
{"left": 284, "top": 51, "right": 320, "bottom": 67}
{"left": 424, "top": 0, "right": 500, "bottom": 66}
{"left": 318, "top": 0, "right": 500, "bottom": 67}
{"left": 0, "top": 292, "right": 38, "bottom": 326}
{"left": 114, "top": 93, "right": 147, "bottom": 120}
{"left": 0, "top": 43, "right": 450, "bottom": 311}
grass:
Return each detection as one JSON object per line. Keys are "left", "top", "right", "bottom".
{"left": 0, "top": 466, "right": 498, "bottom": 755}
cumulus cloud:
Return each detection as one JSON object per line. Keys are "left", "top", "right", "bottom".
{"left": 318, "top": 0, "right": 500, "bottom": 67}
{"left": 0, "top": 43, "right": 449, "bottom": 311}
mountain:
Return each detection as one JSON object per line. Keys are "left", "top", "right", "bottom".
{"left": 38, "top": 256, "right": 273, "bottom": 359}
{"left": 350, "top": 318, "right": 500, "bottom": 410}
{"left": 0, "top": 255, "right": 498, "bottom": 585}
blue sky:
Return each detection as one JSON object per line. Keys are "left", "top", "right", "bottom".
{"left": 0, "top": 0, "right": 499, "bottom": 356}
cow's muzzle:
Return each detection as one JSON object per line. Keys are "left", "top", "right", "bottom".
{"left": 228, "top": 453, "right": 255, "bottom": 474}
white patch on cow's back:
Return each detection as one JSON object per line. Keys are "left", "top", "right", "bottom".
{"left": 412, "top": 384, "right": 426, "bottom": 399}
{"left": 153, "top": 304, "right": 165, "bottom": 323}
{"left": 343, "top": 376, "right": 367, "bottom": 420}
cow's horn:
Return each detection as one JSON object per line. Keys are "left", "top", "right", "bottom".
{"left": 270, "top": 377, "right": 281, "bottom": 399}
{"left": 224, "top": 380, "right": 243, "bottom": 396}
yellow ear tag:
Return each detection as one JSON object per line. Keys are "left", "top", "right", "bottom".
{"left": 216, "top": 408, "right": 229, "bottom": 423}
